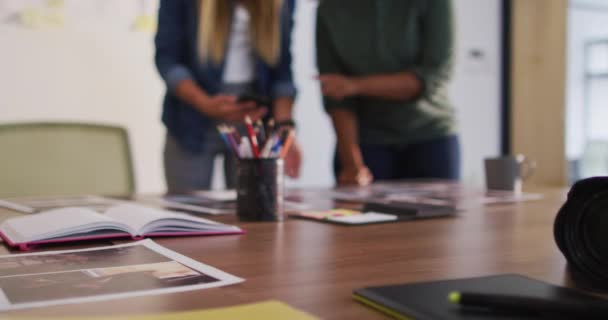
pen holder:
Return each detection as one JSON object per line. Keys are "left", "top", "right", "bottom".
{"left": 236, "top": 158, "right": 284, "bottom": 222}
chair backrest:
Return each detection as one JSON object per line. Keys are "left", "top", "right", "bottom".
{"left": 0, "top": 122, "right": 135, "bottom": 198}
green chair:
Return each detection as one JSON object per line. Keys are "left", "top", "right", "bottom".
{"left": 0, "top": 122, "right": 135, "bottom": 198}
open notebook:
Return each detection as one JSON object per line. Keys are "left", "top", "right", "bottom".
{"left": 0, "top": 203, "right": 243, "bottom": 250}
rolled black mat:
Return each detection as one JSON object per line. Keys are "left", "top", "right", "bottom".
{"left": 555, "top": 177, "right": 608, "bottom": 291}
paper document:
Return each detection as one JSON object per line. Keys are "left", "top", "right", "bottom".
{"left": 0, "top": 239, "right": 242, "bottom": 311}
{"left": 0, "top": 195, "right": 124, "bottom": 213}
{"left": 329, "top": 181, "right": 543, "bottom": 209}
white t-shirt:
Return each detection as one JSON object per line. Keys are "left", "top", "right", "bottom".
{"left": 222, "top": 4, "right": 255, "bottom": 84}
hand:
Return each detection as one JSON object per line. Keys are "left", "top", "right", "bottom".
{"left": 338, "top": 165, "right": 373, "bottom": 186}
{"left": 283, "top": 137, "right": 302, "bottom": 178}
{"left": 200, "top": 95, "right": 267, "bottom": 122}
{"left": 317, "top": 74, "right": 358, "bottom": 100}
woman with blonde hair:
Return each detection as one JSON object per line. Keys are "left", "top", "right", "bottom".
{"left": 155, "top": 0, "right": 300, "bottom": 192}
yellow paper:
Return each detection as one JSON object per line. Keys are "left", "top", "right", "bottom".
{"left": 19, "top": 8, "right": 64, "bottom": 29}
{"left": 0, "top": 300, "right": 318, "bottom": 320}
{"left": 133, "top": 15, "right": 157, "bottom": 33}
{"left": 46, "top": 0, "right": 65, "bottom": 9}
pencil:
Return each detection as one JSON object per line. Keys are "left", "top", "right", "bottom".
{"left": 448, "top": 291, "right": 608, "bottom": 318}
{"left": 244, "top": 116, "right": 261, "bottom": 158}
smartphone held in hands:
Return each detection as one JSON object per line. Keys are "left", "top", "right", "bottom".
{"left": 237, "top": 94, "right": 270, "bottom": 108}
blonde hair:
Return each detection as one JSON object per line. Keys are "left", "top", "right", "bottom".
{"left": 198, "top": 0, "right": 283, "bottom": 66}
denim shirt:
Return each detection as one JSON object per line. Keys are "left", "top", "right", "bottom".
{"left": 155, "top": 0, "right": 297, "bottom": 154}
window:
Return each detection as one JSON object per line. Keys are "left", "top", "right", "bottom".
{"left": 566, "top": 1, "right": 608, "bottom": 182}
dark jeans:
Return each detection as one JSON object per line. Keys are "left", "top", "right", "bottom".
{"left": 334, "top": 135, "right": 460, "bottom": 181}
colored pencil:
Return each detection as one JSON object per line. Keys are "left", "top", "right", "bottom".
{"left": 244, "top": 116, "right": 261, "bottom": 158}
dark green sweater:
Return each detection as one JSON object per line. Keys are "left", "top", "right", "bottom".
{"left": 316, "top": 0, "right": 456, "bottom": 146}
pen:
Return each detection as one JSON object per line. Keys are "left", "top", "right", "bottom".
{"left": 224, "top": 127, "right": 241, "bottom": 159}
{"left": 256, "top": 119, "right": 266, "bottom": 145}
{"left": 261, "top": 133, "right": 277, "bottom": 158}
{"left": 244, "top": 116, "right": 261, "bottom": 158}
{"left": 216, "top": 125, "right": 240, "bottom": 158}
{"left": 266, "top": 119, "right": 275, "bottom": 137}
{"left": 230, "top": 127, "right": 241, "bottom": 142}
{"left": 448, "top": 291, "right": 608, "bottom": 318}
{"left": 216, "top": 125, "right": 232, "bottom": 150}
{"left": 270, "top": 130, "right": 289, "bottom": 158}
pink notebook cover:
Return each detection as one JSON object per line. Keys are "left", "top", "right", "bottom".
{"left": 0, "top": 230, "right": 245, "bottom": 251}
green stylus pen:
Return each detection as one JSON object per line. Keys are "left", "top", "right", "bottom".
{"left": 448, "top": 291, "right": 608, "bottom": 318}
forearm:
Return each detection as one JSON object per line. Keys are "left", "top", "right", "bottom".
{"left": 174, "top": 79, "right": 210, "bottom": 114}
{"left": 329, "top": 109, "right": 364, "bottom": 169}
{"left": 273, "top": 97, "right": 295, "bottom": 122}
{"left": 353, "top": 72, "right": 423, "bottom": 101}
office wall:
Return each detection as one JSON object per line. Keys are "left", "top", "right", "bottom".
{"left": 0, "top": 27, "right": 166, "bottom": 194}
{"left": 0, "top": 0, "right": 503, "bottom": 193}
{"left": 449, "top": 0, "right": 503, "bottom": 186}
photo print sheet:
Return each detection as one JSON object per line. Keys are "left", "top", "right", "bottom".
{"left": 0, "top": 239, "right": 242, "bottom": 310}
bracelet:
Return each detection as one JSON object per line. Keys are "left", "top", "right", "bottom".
{"left": 275, "top": 119, "right": 296, "bottom": 129}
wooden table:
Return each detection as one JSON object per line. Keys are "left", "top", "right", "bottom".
{"left": 1, "top": 187, "right": 570, "bottom": 319}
